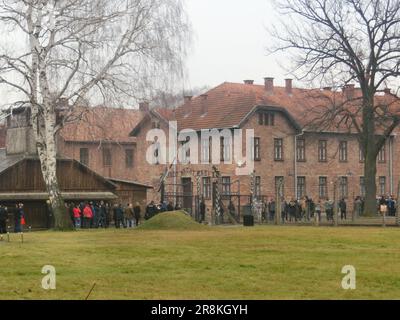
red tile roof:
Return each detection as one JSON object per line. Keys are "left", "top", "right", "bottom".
{"left": 167, "top": 82, "right": 336, "bottom": 131}
{"left": 60, "top": 106, "right": 144, "bottom": 143}
{"left": 171, "top": 82, "right": 400, "bottom": 133}
{"left": 128, "top": 81, "right": 400, "bottom": 136}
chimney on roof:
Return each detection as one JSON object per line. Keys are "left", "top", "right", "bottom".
{"left": 343, "top": 84, "right": 355, "bottom": 100}
{"left": 384, "top": 88, "right": 391, "bottom": 95}
{"left": 139, "top": 101, "right": 149, "bottom": 112}
{"left": 285, "top": 79, "right": 293, "bottom": 95}
{"left": 184, "top": 96, "right": 192, "bottom": 103}
{"left": 264, "top": 77, "right": 274, "bottom": 94}
{"left": 244, "top": 80, "right": 254, "bottom": 85}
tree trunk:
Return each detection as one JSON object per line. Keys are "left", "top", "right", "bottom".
{"left": 362, "top": 97, "right": 378, "bottom": 217}
{"left": 35, "top": 110, "right": 73, "bottom": 230}
{"left": 45, "top": 161, "right": 72, "bottom": 230}
{"left": 364, "top": 154, "right": 377, "bottom": 216}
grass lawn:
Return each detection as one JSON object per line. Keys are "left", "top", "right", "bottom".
{"left": 0, "top": 215, "right": 399, "bottom": 299}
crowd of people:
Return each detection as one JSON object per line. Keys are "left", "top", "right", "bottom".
{"left": 251, "top": 194, "right": 398, "bottom": 223}
{"left": 0, "top": 203, "right": 26, "bottom": 238}
{"left": 67, "top": 201, "right": 143, "bottom": 229}
{"left": 0, "top": 194, "right": 397, "bottom": 236}
{"left": 69, "top": 199, "right": 185, "bottom": 229}
{"left": 144, "top": 200, "right": 182, "bottom": 220}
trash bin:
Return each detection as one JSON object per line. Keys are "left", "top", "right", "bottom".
{"left": 242, "top": 204, "right": 254, "bottom": 227}
{"left": 243, "top": 215, "right": 254, "bottom": 226}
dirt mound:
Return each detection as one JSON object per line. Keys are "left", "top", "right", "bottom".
{"left": 138, "top": 211, "right": 208, "bottom": 231}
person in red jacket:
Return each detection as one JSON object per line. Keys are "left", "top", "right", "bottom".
{"left": 83, "top": 203, "right": 93, "bottom": 229}
{"left": 73, "top": 205, "right": 81, "bottom": 229}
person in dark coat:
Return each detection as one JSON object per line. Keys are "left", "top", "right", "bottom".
{"left": 14, "top": 203, "right": 24, "bottom": 233}
{"left": 68, "top": 202, "right": 75, "bottom": 227}
{"left": 339, "top": 198, "right": 347, "bottom": 220}
{"left": 98, "top": 201, "right": 107, "bottom": 228}
{"left": 114, "top": 204, "right": 125, "bottom": 228}
{"left": 387, "top": 196, "right": 396, "bottom": 216}
{"left": 133, "top": 202, "right": 141, "bottom": 226}
{"left": 104, "top": 203, "right": 111, "bottom": 228}
{"left": 0, "top": 204, "right": 8, "bottom": 240}
{"left": 91, "top": 202, "right": 99, "bottom": 228}
{"left": 167, "top": 201, "right": 174, "bottom": 211}
{"left": 281, "top": 199, "right": 288, "bottom": 223}
{"left": 268, "top": 198, "right": 276, "bottom": 222}
{"left": 145, "top": 201, "right": 157, "bottom": 220}
{"left": 199, "top": 198, "right": 206, "bottom": 223}
{"left": 160, "top": 201, "right": 168, "bottom": 212}
{"left": 228, "top": 200, "right": 236, "bottom": 221}
{"left": 288, "top": 199, "right": 297, "bottom": 222}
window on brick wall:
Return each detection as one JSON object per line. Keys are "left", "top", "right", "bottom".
{"left": 125, "top": 149, "right": 134, "bottom": 168}
{"left": 253, "top": 137, "right": 261, "bottom": 161}
{"left": 102, "top": 148, "right": 112, "bottom": 166}
{"left": 258, "top": 112, "right": 263, "bottom": 125}
{"left": 378, "top": 144, "right": 386, "bottom": 162}
{"left": 151, "top": 121, "right": 160, "bottom": 129}
{"left": 80, "top": 148, "right": 89, "bottom": 166}
{"left": 220, "top": 136, "right": 231, "bottom": 162}
{"left": 267, "top": 113, "right": 275, "bottom": 126}
{"left": 319, "top": 176, "right": 328, "bottom": 199}
{"left": 318, "top": 140, "right": 327, "bottom": 162}
{"left": 222, "top": 177, "right": 231, "bottom": 196}
{"left": 274, "top": 138, "right": 283, "bottom": 161}
{"left": 297, "top": 176, "right": 306, "bottom": 199}
{"left": 201, "top": 137, "right": 211, "bottom": 164}
{"left": 339, "top": 141, "right": 348, "bottom": 162}
{"left": 258, "top": 112, "right": 275, "bottom": 126}
{"left": 379, "top": 176, "right": 386, "bottom": 196}
{"left": 339, "top": 176, "right": 348, "bottom": 198}
{"left": 296, "top": 138, "right": 306, "bottom": 162}
{"left": 202, "top": 177, "right": 211, "bottom": 199}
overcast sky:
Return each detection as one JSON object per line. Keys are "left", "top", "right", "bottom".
{"left": 184, "top": 0, "right": 289, "bottom": 91}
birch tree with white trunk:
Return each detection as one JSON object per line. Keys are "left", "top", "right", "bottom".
{"left": 0, "top": 0, "right": 190, "bottom": 229}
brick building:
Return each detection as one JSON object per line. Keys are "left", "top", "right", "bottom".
{"left": 0, "top": 106, "right": 152, "bottom": 228}
{"left": 58, "top": 106, "right": 143, "bottom": 181}
{"left": 57, "top": 105, "right": 154, "bottom": 206}
{"left": 130, "top": 78, "right": 399, "bottom": 219}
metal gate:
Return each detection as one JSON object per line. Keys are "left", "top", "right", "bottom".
{"left": 163, "top": 179, "right": 194, "bottom": 215}
{"left": 212, "top": 177, "right": 241, "bottom": 224}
